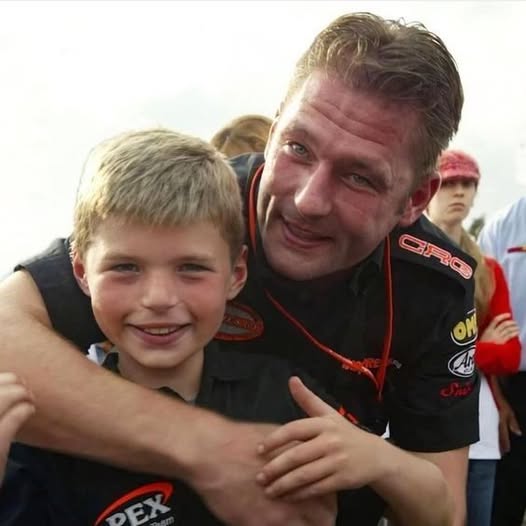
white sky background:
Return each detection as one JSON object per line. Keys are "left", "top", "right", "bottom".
{"left": 1, "top": 0, "right": 525, "bottom": 273}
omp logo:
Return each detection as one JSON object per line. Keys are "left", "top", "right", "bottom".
{"left": 448, "top": 347, "right": 476, "bottom": 378}
{"left": 94, "top": 482, "right": 173, "bottom": 526}
{"left": 399, "top": 234, "right": 473, "bottom": 279}
{"left": 451, "top": 310, "right": 478, "bottom": 346}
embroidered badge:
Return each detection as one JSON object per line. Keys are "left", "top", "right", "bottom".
{"left": 216, "top": 301, "right": 264, "bottom": 341}
{"left": 94, "top": 482, "right": 173, "bottom": 526}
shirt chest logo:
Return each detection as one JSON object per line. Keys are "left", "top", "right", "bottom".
{"left": 216, "top": 301, "right": 264, "bottom": 341}
{"left": 95, "top": 482, "right": 173, "bottom": 526}
{"left": 450, "top": 309, "right": 478, "bottom": 346}
{"left": 448, "top": 347, "right": 476, "bottom": 378}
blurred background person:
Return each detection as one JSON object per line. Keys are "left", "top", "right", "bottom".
{"left": 210, "top": 114, "right": 272, "bottom": 157}
{"left": 428, "top": 150, "right": 522, "bottom": 526}
{"left": 479, "top": 195, "right": 526, "bottom": 526}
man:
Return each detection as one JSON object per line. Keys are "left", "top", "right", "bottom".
{"left": 0, "top": 12, "right": 477, "bottom": 525}
{"left": 478, "top": 196, "right": 526, "bottom": 526}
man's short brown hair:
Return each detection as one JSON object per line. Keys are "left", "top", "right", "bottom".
{"left": 284, "top": 12, "right": 464, "bottom": 181}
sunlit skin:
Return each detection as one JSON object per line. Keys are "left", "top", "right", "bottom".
{"left": 426, "top": 178, "right": 477, "bottom": 236}
{"left": 72, "top": 218, "right": 247, "bottom": 401}
{"left": 257, "top": 71, "right": 439, "bottom": 281}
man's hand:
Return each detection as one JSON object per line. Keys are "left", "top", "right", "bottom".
{"left": 185, "top": 415, "right": 336, "bottom": 525}
{"left": 254, "top": 376, "right": 386, "bottom": 498}
{"left": 255, "top": 377, "right": 452, "bottom": 526}
{"left": 0, "top": 373, "right": 35, "bottom": 481}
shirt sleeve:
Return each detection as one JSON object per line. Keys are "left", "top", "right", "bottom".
{"left": 478, "top": 220, "right": 499, "bottom": 258}
{"left": 14, "top": 238, "right": 104, "bottom": 350}
{"left": 475, "top": 258, "right": 521, "bottom": 375}
{"left": 387, "top": 279, "right": 480, "bottom": 452}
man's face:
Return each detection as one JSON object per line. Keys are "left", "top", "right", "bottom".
{"left": 258, "top": 71, "right": 434, "bottom": 281}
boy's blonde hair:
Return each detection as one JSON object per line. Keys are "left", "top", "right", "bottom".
{"left": 72, "top": 128, "right": 245, "bottom": 261}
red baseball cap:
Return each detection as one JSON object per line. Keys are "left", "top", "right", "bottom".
{"left": 438, "top": 150, "right": 480, "bottom": 184}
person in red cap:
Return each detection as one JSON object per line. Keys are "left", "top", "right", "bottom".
{"left": 428, "top": 149, "right": 522, "bottom": 526}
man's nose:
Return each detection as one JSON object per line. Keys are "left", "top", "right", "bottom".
{"left": 294, "top": 164, "right": 332, "bottom": 218}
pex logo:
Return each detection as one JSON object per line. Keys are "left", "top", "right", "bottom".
{"left": 450, "top": 310, "right": 478, "bottom": 346}
{"left": 94, "top": 482, "right": 174, "bottom": 526}
{"left": 399, "top": 234, "right": 473, "bottom": 279}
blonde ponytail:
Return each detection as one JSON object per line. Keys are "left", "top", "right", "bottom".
{"left": 459, "top": 228, "right": 495, "bottom": 324}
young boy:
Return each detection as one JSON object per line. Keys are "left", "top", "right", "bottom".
{"left": 2, "top": 129, "right": 355, "bottom": 525}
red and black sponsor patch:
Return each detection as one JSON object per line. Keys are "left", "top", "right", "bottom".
{"left": 94, "top": 482, "right": 173, "bottom": 526}
{"left": 216, "top": 301, "right": 264, "bottom": 341}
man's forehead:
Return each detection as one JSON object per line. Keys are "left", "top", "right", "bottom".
{"left": 283, "top": 71, "right": 417, "bottom": 136}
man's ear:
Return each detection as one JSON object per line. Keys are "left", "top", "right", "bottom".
{"left": 398, "top": 172, "right": 441, "bottom": 227}
{"left": 71, "top": 251, "right": 91, "bottom": 297}
{"left": 227, "top": 245, "right": 248, "bottom": 300}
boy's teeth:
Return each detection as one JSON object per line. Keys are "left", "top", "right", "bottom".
{"left": 142, "top": 327, "right": 177, "bottom": 335}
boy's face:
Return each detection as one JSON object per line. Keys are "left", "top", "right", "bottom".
{"left": 73, "top": 217, "right": 247, "bottom": 377}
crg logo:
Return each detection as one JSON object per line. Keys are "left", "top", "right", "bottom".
{"left": 399, "top": 234, "right": 473, "bottom": 279}
{"left": 448, "top": 347, "right": 476, "bottom": 378}
{"left": 95, "top": 482, "right": 174, "bottom": 526}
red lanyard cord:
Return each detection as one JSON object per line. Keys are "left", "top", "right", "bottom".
{"left": 248, "top": 166, "right": 393, "bottom": 400}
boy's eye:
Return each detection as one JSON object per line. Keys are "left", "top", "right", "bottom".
{"left": 111, "top": 263, "right": 139, "bottom": 273}
{"left": 179, "top": 263, "right": 209, "bottom": 273}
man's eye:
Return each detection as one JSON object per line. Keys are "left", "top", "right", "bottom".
{"left": 287, "top": 142, "right": 308, "bottom": 157}
{"left": 344, "top": 173, "right": 374, "bottom": 189}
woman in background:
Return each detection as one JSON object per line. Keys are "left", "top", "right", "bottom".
{"left": 428, "top": 149, "right": 522, "bottom": 526}
{"left": 211, "top": 114, "right": 272, "bottom": 157}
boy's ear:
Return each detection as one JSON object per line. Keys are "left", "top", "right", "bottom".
{"left": 227, "top": 245, "right": 248, "bottom": 300}
{"left": 398, "top": 171, "right": 441, "bottom": 227}
{"left": 71, "top": 251, "right": 91, "bottom": 297}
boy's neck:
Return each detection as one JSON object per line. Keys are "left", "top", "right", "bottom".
{"left": 116, "top": 349, "right": 204, "bottom": 402}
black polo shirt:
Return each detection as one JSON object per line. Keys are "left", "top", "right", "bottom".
{"left": 2, "top": 346, "right": 384, "bottom": 525}
{"left": 16, "top": 154, "right": 479, "bottom": 458}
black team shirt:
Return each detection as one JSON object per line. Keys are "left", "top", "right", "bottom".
{"left": 6, "top": 154, "right": 480, "bottom": 524}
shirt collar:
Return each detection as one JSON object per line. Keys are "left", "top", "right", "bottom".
{"left": 99, "top": 341, "right": 253, "bottom": 398}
